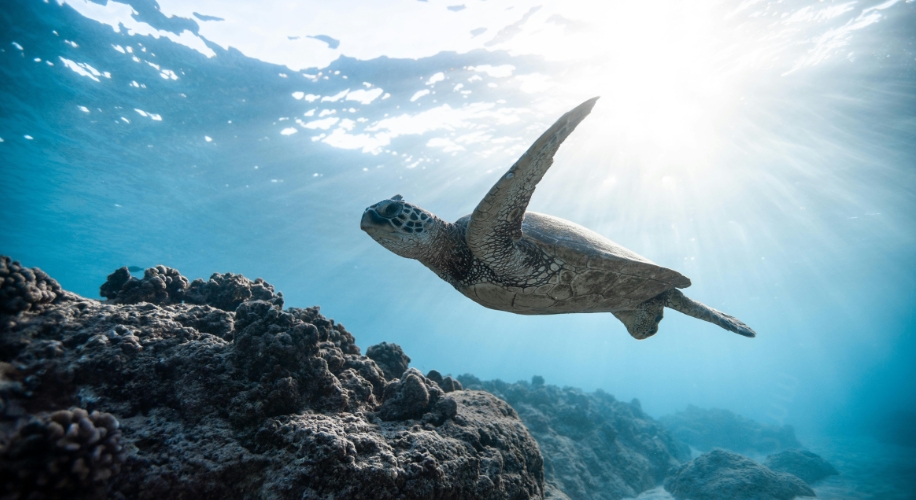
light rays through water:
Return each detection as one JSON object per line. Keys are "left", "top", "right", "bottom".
{"left": 1, "top": 0, "right": 914, "bottom": 442}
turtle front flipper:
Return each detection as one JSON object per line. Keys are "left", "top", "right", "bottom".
{"left": 663, "top": 289, "right": 757, "bottom": 337}
{"left": 466, "top": 97, "right": 599, "bottom": 274}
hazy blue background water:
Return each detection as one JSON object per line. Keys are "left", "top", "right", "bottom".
{"left": 1, "top": 0, "right": 915, "bottom": 463}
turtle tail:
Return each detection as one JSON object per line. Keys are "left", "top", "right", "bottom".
{"left": 663, "top": 289, "right": 756, "bottom": 338}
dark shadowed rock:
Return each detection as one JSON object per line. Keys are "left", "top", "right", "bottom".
{"left": 660, "top": 405, "right": 802, "bottom": 454}
{"left": 427, "top": 370, "right": 462, "bottom": 393}
{"left": 459, "top": 375, "right": 689, "bottom": 500}
{"left": 379, "top": 368, "right": 442, "bottom": 421}
{"left": 185, "top": 272, "right": 283, "bottom": 311}
{"left": 664, "top": 449, "right": 815, "bottom": 500}
{"left": 764, "top": 449, "right": 838, "bottom": 484}
{"left": 366, "top": 341, "right": 411, "bottom": 380}
{"left": 0, "top": 407, "right": 126, "bottom": 499}
{"left": 0, "top": 261, "right": 545, "bottom": 500}
{"left": 100, "top": 265, "right": 189, "bottom": 305}
{"left": 440, "top": 376, "right": 462, "bottom": 393}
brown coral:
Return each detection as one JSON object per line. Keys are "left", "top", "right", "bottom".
{"left": 0, "top": 408, "right": 125, "bottom": 498}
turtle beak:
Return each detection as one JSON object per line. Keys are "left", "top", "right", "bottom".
{"left": 361, "top": 207, "right": 390, "bottom": 232}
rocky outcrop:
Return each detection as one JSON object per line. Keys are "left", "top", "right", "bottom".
{"left": 184, "top": 272, "right": 283, "bottom": 311}
{"left": 764, "top": 449, "right": 838, "bottom": 485}
{"left": 366, "top": 341, "right": 410, "bottom": 380}
{"left": 0, "top": 259, "right": 545, "bottom": 500}
{"left": 427, "top": 370, "right": 463, "bottom": 393}
{"left": 659, "top": 405, "right": 801, "bottom": 455}
{"left": 99, "top": 265, "right": 190, "bottom": 306}
{"left": 100, "top": 267, "right": 282, "bottom": 312}
{"left": 664, "top": 449, "right": 815, "bottom": 500}
{"left": 459, "top": 375, "right": 689, "bottom": 500}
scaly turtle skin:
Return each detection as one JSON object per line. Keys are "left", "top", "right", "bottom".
{"left": 360, "top": 98, "right": 756, "bottom": 340}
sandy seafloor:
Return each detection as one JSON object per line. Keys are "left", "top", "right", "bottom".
{"left": 627, "top": 437, "right": 916, "bottom": 499}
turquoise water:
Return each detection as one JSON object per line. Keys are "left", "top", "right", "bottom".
{"left": 1, "top": 0, "right": 915, "bottom": 490}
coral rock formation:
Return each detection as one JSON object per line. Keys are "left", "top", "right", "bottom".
{"left": 764, "top": 449, "right": 838, "bottom": 484}
{"left": 659, "top": 405, "right": 802, "bottom": 454}
{"left": 99, "top": 265, "right": 190, "bottom": 305}
{"left": 366, "top": 341, "right": 411, "bottom": 380}
{"left": 0, "top": 257, "right": 63, "bottom": 314}
{"left": 184, "top": 272, "right": 283, "bottom": 311}
{"left": 459, "top": 375, "right": 689, "bottom": 500}
{"left": 427, "top": 369, "right": 463, "bottom": 393}
{"left": 0, "top": 258, "right": 545, "bottom": 500}
{"left": 664, "top": 449, "right": 815, "bottom": 500}
{"left": 0, "top": 407, "right": 126, "bottom": 498}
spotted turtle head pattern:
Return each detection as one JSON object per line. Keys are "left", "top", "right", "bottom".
{"left": 360, "top": 194, "right": 442, "bottom": 259}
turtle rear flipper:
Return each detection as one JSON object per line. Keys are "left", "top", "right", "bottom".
{"left": 663, "top": 289, "right": 757, "bottom": 337}
{"left": 613, "top": 295, "right": 666, "bottom": 340}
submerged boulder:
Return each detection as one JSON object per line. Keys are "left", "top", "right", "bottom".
{"left": 664, "top": 449, "right": 815, "bottom": 500}
{"left": 0, "top": 258, "right": 545, "bottom": 500}
{"left": 366, "top": 341, "right": 411, "bottom": 380}
{"left": 764, "top": 449, "right": 838, "bottom": 484}
{"left": 659, "top": 405, "right": 802, "bottom": 454}
{"left": 460, "top": 375, "right": 689, "bottom": 500}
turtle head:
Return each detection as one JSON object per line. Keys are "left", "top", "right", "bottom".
{"left": 361, "top": 195, "right": 442, "bottom": 259}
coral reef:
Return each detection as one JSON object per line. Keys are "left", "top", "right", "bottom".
{"left": 0, "top": 259, "right": 545, "bottom": 499}
{"left": 659, "top": 405, "right": 801, "bottom": 454}
{"left": 459, "top": 375, "right": 689, "bottom": 500}
{"left": 184, "top": 272, "right": 283, "bottom": 311}
{"left": 0, "top": 406, "right": 126, "bottom": 499}
{"left": 0, "top": 257, "right": 63, "bottom": 314}
{"left": 100, "top": 266, "right": 282, "bottom": 312}
{"left": 664, "top": 449, "right": 815, "bottom": 500}
{"left": 366, "top": 341, "right": 411, "bottom": 380}
{"left": 764, "top": 449, "right": 838, "bottom": 484}
{"left": 99, "top": 265, "right": 189, "bottom": 305}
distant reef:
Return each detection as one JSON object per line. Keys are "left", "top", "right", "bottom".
{"left": 664, "top": 449, "right": 815, "bottom": 500}
{"left": 0, "top": 258, "right": 543, "bottom": 499}
{"left": 458, "top": 375, "right": 689, "bottom": 500}
{"left": 1, "top": 257, "right": 836, "bottom": 500}
{"left": 659, "top": 405, "right": 802, "bottom": 455}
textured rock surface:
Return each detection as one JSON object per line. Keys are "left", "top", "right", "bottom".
{"left": 459, "top": 375, "right": 689, "bottom": 500}
{"left": 664, "top": 449, "right": 815, "bottom": 500}
{"left": 0, "top": 259, "right": 545, "bottom": 500}
{"left": 660, "top": 405, "right": 802, "bottom": 455}
{"left": 764, "top": 449, "right": 838, "bottom": 485}
{"left": 366, "top": 341, "right": 411, "bottom": 380}
{"left": 99, "top": 265, "right": 190, "bottom": 306}
{"left": 0, "top": 257, "right": 64, "bottom": 314}
{"left": 184, "top": 272, "right": 283, "bottom": 311}
{"left": 427, "top": 370, "right": 463, "bottom": 393}
{"left": 0, "top": 406, "right": 126, "bottom": 498}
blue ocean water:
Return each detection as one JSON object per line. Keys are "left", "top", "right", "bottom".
{"left": 1, "top": 0, "right": 915, "bottom": 496}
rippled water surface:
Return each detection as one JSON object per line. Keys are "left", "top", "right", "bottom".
{"left": 2, "top": 0, "right": 915, "bottom": 496}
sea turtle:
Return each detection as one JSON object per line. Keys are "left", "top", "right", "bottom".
{"left": 360, "top": 97, "right": 756, "bottom": 340}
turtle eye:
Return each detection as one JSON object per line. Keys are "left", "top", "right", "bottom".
{"left": 375, "top": 199, "right": 403, "bottom": 218}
